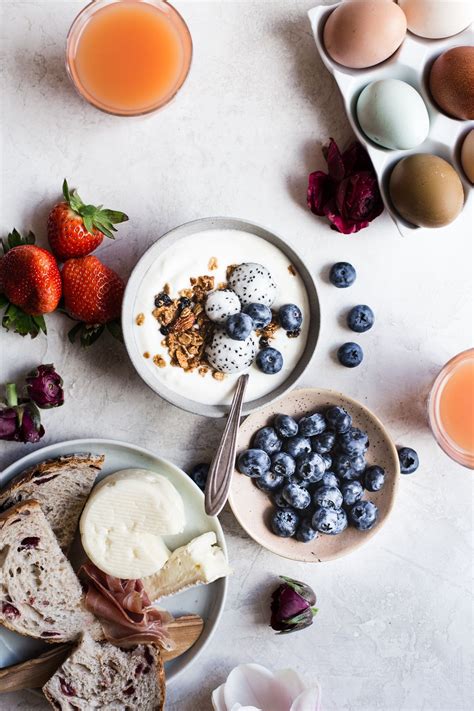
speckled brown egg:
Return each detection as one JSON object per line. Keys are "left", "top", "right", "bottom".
{"left": 389, "top": 154, "right": 464, "bottom": 228}
{"left": 429, "top": 47, "right": 474, "bottom": 120}
{"left": 323, "top": 0, "right": 407, "bottom": 69}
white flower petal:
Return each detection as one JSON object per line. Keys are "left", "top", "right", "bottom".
{"left": 223, "top": 663, "right": 291, "bottom": 711}
{"left": 274, "top": 669, "right": 307, "bottom": 700}
{"left": 230, "top": 705, "right": 262, "bottom": 711}
{"left": 212, "top": 683, "right": 227, "bottom": 711}
{"left": 290, "top": 685, "right": 322, "bottom": 711}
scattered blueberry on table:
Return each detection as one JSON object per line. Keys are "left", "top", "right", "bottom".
{"left": 337, "top": 342, "right": 364, "bottom": 368}
{"left": 237, "top": 406, "right": 384, "bottom": 542}
{"left": 347, "top": 304, "right": 375, "bottom": 333}
{"left": 189, "top": 463, "right": 209, "bottom": 491}
{"left": 329, "top": 262, "right": 357, "bottom": 288}
{"left": 397, "top": 447, "right": 419, "bottom": 474}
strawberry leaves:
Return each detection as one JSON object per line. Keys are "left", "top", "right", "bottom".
{"left": 1, "top": 228, "right": 35, "bottom": 254}
{"left": 1, "top": 298, "right": 47, "bottom": 338}
{"left": 62, "top": 179, "right": 128, "bottom": 239}
{"left": 67, "top": 318, "right": 123, "bottom": 348}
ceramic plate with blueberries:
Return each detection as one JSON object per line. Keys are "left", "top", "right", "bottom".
{"left": 229, "top": 388, "right": 399, "bottom": 562}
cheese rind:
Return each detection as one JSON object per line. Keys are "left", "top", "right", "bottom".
{"left": 143, "top": 532, "right": 231, "bottom": 601}
{"left": 80, "top": 468, "right": 185, "bottom": 578}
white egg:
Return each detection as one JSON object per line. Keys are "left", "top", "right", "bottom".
{"left": 399, "top": 0, "right": 473, "bottom": 39}
{"left": 357, "top": 79, "right": 429, "bottom": 150}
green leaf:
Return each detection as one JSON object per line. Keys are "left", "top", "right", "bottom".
{"left": 67, "top": 322, "right": 83, "bottom": 344}
{"left": 106, "top": 319, "right": 123, "bottom": 343}
{"left": 62, "top": 178, "right": 71, "bottom": 203}
{"left": 67, "top": 322, "right": 105, "bottom": 347}
{"left": 5, "top": 383, "right": 18, "bottom": 407}
{"left": 2, "top": 229, "right": 36, "bottom": 254}
{"left": 1, "top": 301, "right": 48, "bottom": 338}
{"left": 102, "top": 209, "right": 129, "bottom": 225}
{"left": 0, "top": 294, "right": 8, "bottom": 308}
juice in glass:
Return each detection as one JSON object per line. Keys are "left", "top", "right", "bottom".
{"left": 66, "top": 0, "right": 192, "bottom": 116}
{"left": 428, "top": 349, "right": 474, "bottom": 469}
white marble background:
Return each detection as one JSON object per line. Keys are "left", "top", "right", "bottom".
{"left": 0, "top": 1, "right": 473, "bottom": 710}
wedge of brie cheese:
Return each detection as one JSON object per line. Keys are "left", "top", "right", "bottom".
{"left": 144, "top": 532, "right": 231, "bottom": 601}
{"left": 80, "top": 468, "right": 185, "bottom": 579}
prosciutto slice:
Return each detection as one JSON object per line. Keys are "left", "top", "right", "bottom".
{"left": 80, "top": 562, "right": 174, "bottom": 650}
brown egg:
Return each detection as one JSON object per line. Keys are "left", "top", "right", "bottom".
{"left": 461, "top": 130, "right": 474, "bottom": 183}
{"left": 389, "top": 154, "right": 464, "bottom": 228}
{"left": 429, "top": 47, "right": 474, "bottom": 120}
{"left": 323, "top": 0, "right": 407, "bottom": 69}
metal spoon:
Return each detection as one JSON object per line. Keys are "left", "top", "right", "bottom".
{"left": 205, "top": 373, "right": 249, "bottom": 516}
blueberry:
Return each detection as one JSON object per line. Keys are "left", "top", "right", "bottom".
{"left": 330, "top": 508, "right": 348, "bottom": 535}
{"left": 341, "top": 480, "right": 364, "bottom": 507}
{"left": 278, "top": 304, "right": 303, "bottom": 331}
{"left": 320, "top": 471, "right": 339, "bottom": 488}
{"left": 296, "top": 519, "right": 318, "bottom": 543}
{"left": 321, "top": 453, "right": 332, "bottom": 471}
{"left": 256, "top": 470, "right": 285, "bottom": 492}
{"left": 226, "top": 313, "right": 253, "bottom": 341}
{"left": 256, "top": 347, "right": 283, "bottom": 375}
{"left": 347, "top": 305, "right": 374, "bottom": 333}
{"left": 398, "top": 447, "right": 419, "bottom": 475}
{"left": 274, "top": 414, "right": 299, "bottom": 439}
{"left": 312, "top": 506, "right": 339, "bottom": 534}
{"left": 284, "top": 435, "right": 312, "bottom": 459}
{"left": 189, "top": 463, "right": 209, "bottom": 491}
{"left": 329, "top": 262, "right": 356, "bottom": 288}
{"left": 271, "top": 507, "right": 300, "bottom": 537}
{"left": 313, "top": 485, "right": 343, "bottom": 510}
{"left": 311, "top": 430, "right": 336, "bottom": 454}
{"left": 325, "top": 406, "right": 352, "bottom": 434}
{"left": 337, "top": 342, "right": 363, "bottom": 368}
{"left": 298, "top": 413, "right": 326, "bottom": 437}
{"left": 296, "top": 452, "right": 326, "bottom": 484}
{"left": 282, "top": 482, "right": 311, "bottom": 510}
{"left": 237, "top": 449, "right": 271, "bottom": 477}
{"left": 252, "top": 427, "right": 282, "bottom": 455}
{"left": 243, "top": 303, "right": 272, "bottom": 330}
{"left": 332, "top": 453, "right": 358, "bottom": 480}
{"left": 349, "top": 500, "right": 378, "bottom": 530}
{"left": 338, "top": 428, "right": 369, "bottom": 456}
{"left": 364, "top": 465, "right": 385, "bottom": 491}
{"left": 271, "top": 451, "right": 296, "bottom": 478}
{"left": 273, "top": 490, "right": 288, "bottom": 508}
{"left": 351, "top": 454, "right": 367, "bottom": 474}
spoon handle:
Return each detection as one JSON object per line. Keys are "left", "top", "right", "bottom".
{"left": 205, "top": 374, "right": 249, "bottom": 516}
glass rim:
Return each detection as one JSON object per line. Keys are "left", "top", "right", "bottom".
{"left": 65, "top": 0, "right": 193, "bottom": 117}
{"left": 428, "top": 348, "right": 474, "bottom": 470}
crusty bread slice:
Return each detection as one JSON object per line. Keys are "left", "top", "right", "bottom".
{"left": 43, "top": 632, "right": 165, "bottom": 710}
{"left": 0, "top": 454, "right": 103, "bottom": 551}
{"left": 0, "top": 500, "right": 100, "bottom": 643}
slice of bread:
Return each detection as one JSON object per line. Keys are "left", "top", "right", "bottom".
{"left": 0, "top": 500, "right": 100, "bottom": 643}
{"left": 43, "top": 632, "right": 165, "bottom": 710}
{"left": 0, "top": 454, "right": 103, "bottom": 551}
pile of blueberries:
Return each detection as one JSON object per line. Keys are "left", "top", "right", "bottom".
{"left": 237, "top": 405, "right": 385, "bottom": 541}
{"left": 227, "top": 302, "right": 303, "bottom": 375}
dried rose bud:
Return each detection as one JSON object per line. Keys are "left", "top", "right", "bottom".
{"left": 0, "top": 407, "right": 18, "bottom": 441}
{"left": 26, "top": 364, "right": 64, "bottom": 409}
{"left": 270, "top": 576, "right": 318, "bottom": 634}
{"left": 0, "top": 384, "right": 45, "bottom": 444}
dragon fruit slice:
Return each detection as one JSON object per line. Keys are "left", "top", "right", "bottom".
{"left": 228, "top": 263, "right": 277, "bottom": 307}
{"left": 205, "top": 289, "right": 241, "bottom": 324}
{"left": 206, "top": 329, "right": 257, "bottom": 374}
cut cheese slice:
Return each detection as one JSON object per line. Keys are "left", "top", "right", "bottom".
{"left": 80, "top": 468, "right": 185, "bottom": 579}
{"left": 143, "top": 532, "right": 231, "bottom": 601}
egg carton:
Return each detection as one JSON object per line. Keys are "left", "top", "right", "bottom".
{"left": 308, "top": 3, "right": 473, "bottom": 236}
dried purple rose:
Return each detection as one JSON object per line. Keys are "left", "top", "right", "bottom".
{"left": 270, "top": 576, "right": 318, "bottom": 634}
{"left": 0, "top": 383, "right": 45, "bottom": 444}
{"left": 307, "top": 138, "right": 384, "bottom": 234}
{"left": 26, "top": 363, "right": 64, "bottom": 409}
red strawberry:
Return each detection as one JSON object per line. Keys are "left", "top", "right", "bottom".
{"left": 48, "top": 179, "right": 128, "bottom": 262}
{"left": 62, "top": 256, "right": 125, "bottom": 346}
{"left": 0, "top": 230, "right": 62, "bottom": 338}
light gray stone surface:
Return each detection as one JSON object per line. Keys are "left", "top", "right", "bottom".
{"left": 0, "top": 2, "right": 472, "bottom": 710}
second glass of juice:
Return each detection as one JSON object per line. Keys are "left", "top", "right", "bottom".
{"left": 428, "top": 348, "right": 474, "bottom": 469}
{"left": 66, "top": 0, "right": 192, "bottom": 116}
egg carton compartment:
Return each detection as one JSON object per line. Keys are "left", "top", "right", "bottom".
{"left": 308, "top": 2, "right": 473, "bottom": 236}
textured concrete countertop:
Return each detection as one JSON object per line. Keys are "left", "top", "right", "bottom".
{"left": 0, "top": 1, "right": 472, "bottom": 710}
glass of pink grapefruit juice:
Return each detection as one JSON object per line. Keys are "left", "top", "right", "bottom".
{"left": 66, "top": 0, "right": 192, "bottom": 116}
{"left": 428, "top": 349, "right": 474, "bottom": 469}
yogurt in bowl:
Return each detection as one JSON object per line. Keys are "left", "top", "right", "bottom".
{"left": 123, "top": 217, "right": 320, "bottom": 417}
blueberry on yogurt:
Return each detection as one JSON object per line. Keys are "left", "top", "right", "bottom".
{"left": 278, "top": 304, "right": 303, "bottom": 331}
{"left": 256, "top": 347, "right": 283, "bottom": 375}
{"left": 237, "top": 449, "right": 271, "bottom": 477}
{"left": 243, "top": 303, "right": 272, "bottom": 330}
{"left": 225, "top": 312, "right": 253, "bottom": 341}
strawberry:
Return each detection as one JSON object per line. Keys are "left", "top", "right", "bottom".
{"left": 48, "top": 179, "right": 128, "bottom": 262}
{"left": 62, "top": 256, "right": 125, "bottom": 347}
{"left": 0, "top": 230, "right": 62, "bottom": 338}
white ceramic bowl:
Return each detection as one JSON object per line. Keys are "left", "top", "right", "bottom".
{"left": 0, "top": 438, "right": 228, "bottom": 684}
{"left": 122, "top": 217, "right": 321, "bottom": 418}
